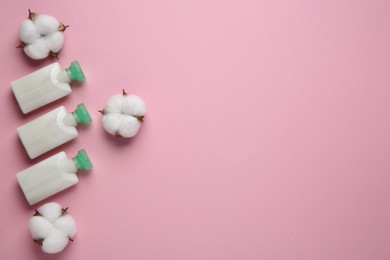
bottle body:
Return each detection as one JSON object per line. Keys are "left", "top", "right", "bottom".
{"left": 17, "top": 106, "right": 78, "bottom": 159}
{"left": 16, "top": 152, "right": 79, "bottom": 205}
{"left": 11, "top": 62, "right": 71, "bottom": 114}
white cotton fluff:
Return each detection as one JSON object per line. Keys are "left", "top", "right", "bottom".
{"left": 18, "top": 13, "right": 65, "bottom": 60}
{"left": 33, "top": 14, "right": 60, "bottom": 35}
{"left": 105, "top": 94, "right": 123, "bottom": 113}
{"left": 29, "top": 202, "right": 77, "bottom": 254}
{"left": 37, "top": 202, "right": 62, "bottom": 223}
{"left": 54, "top": 214, "right": 77, "bottom": 238}
{"left": 18, "top": 20, "right": 40, "bottom": 44}
{"left": 122, "top": 95, "right": 146, "bottom": 116}
{"left": 23, "top": 38, "right": 50, "bottom": 60}
{"left": 29, "top": 216, "right": 53, "bottom": 239}
{"left": 44, "top": 31, "right": 64, "bottom": 53}
{"left": 102, "top": 113, "right": 123, "bottom": 135}
{"left": 118, "top": 116, "right": 142, "bottom": 137}
{"left": 42, "top": 228, "right": 69, "bottom": 254}
{"left": 101, "top": 93, "right": 146, "bottom": 138}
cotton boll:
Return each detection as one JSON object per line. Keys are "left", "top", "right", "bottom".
{"left": 101, "top": 91, "right": 146, "bottom": 138}
{"left": 17, "top": 11, "right": 67, "bottom": 60}
{"left": 122, "top": 95, "right": 146, "bottom": 116}
{"left": 105, "top": 94, "right": 123, "bottom": 113}
{"left": 102, "top": 113, "right": 123, "bottom": 135}
{"left": 18, "top": 19, "right": 40, "bottom": 44}
{"left": 119, "top": 116, "right": 141, "bottom": 137}
{"left": 34, "top": 14, "right": 60, "bottom": 35}
{"left": 29, "top": 203, "right": 77, "bottom": 254}
{"left": 23, "top": 38, "right": 50, "bottom": 60}
{"left": 37, "top": 202, "right": 62, "bottom": 223}
{"left": 54, "top": 215, "right": 77, "bottom": 238}
{"left": 44, "top": 31, "right": 64, "bottom": 53}
{"left": 29, "top": 216, "right": 53, "bottom": 239}
{"left": 41, "top": 228, "right": 69, "bottom": 254}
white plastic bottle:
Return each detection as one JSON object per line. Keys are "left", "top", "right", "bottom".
{"left": 11, "top": 60, "right": 86, "bottom": 114}
{"left": 17, "top": 103, "right": 92, "bottom": 159}
{"left": 16, "top": 149, "right": 93, "bottom": 205}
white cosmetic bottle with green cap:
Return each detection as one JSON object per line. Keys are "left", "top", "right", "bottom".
{"left": 17, "top": 103, "right": 92, "bottom": 159}
{"left": 11, "top": 60, "right": 86, "bottom": 114}
{"left": 16, "top": 149, "right": 93, "bottom": 205}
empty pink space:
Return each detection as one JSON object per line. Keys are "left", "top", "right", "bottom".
{"left": 0, "top": 0, "right": 389, "bottom": 259}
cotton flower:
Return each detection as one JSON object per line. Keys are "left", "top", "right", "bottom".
{"left": 17, "top": 10, "right": 68, "bottom": 60}
{"left": 100, "top": 90, "right": 146, "bottom": 138}
{"left": 28, "top": 202, "right": 76, "bottom": 254}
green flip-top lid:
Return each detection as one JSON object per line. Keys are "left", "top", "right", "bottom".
{"left": 67, "top": 60, "right": 86, "bottom": 82}
{"left": 73, "top": 103, "right": 92, "bottom": 125}
{"left": 73, "top": 149, "right": 93, "bottom": 171}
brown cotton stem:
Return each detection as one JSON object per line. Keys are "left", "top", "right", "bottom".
{"left": 33, "top": 239, "right": 43, "bottom": 246}
{"left": 58, "top": 23, "right": 69, "bottom": 32}
{"left": 33, "top": 210, "right": 41, "bottom": 216}
{"left": 28, "top": 9, "right": 38, "bottom": 21}
{"left": 61, "top": 207, "right": 69, "bottom": 216}
{"left": 98, "top": 109, "right": 105, "bottom": 115}
{"left": 16, "top": 42, "right": 25, "bottom": 49}
{"left": 115, "top": 132, "right": 122, "bottom": 139}
{"left": 135, "top": 115, "right": 144, "bottom": 122}
{"left": 122, "top": 89, "right": 127, "bottom": 95}
{"left": 49, "top": 51, "right": 59, "bottom": 60}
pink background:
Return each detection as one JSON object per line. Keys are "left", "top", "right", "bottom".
{"left": 0, "top": 0, "right": 390, "bottom": 259}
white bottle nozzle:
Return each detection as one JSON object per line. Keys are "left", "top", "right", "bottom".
{"left": 56, "top": 61, "right": 86, "bottom": 83}
{"left": 63, "top": 113, "right": 77, "bottom": 127}
{"left": 56, "top": 69, "right": 71, "bottom": 83}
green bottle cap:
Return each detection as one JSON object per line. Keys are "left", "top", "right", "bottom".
{"left": 73, "top": 149, "right": 93, "bottom": 171}
{"left": 67, "top": 60, "right": 86, "bottom": 82}
{"left": 73, "top": 103, "right": 92, "bottom": 125}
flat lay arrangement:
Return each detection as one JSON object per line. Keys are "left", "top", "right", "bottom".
{"left": 1, "top": 1, "right": 389, "bottom": 259}
{"left": 11, "top": 10, "right": 146, "bottom": 254}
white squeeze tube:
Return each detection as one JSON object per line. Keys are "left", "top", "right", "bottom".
{"left": 17, "top": 103, "right": 92, "bottom": 159}
{"left": 16, "top": 149, "right": 93, "bottom": 205}
{"left": 11, "top": 60, "right": 86, "bottom": 114}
